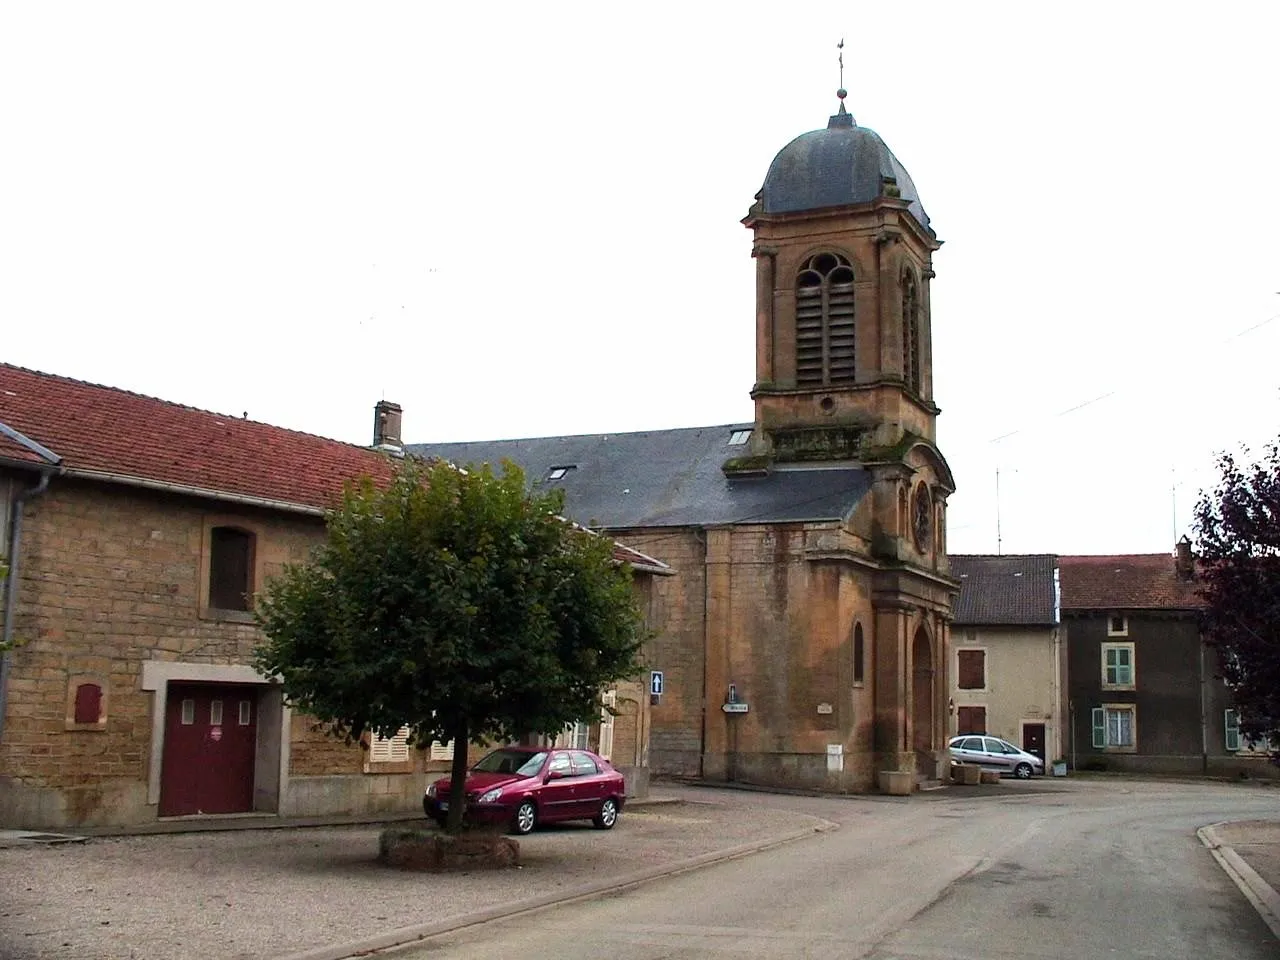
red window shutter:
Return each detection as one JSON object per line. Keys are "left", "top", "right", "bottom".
{"left": 958, "top": 650, "right": 985, "bottom": 689}
{"left": 957, "top": 706, "right": 986, "bottom": 734}
{"left": 74, "top": 683, "right": 102, "bottom": 724}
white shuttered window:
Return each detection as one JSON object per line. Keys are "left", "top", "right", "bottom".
{"left": 370, "top": 726, "right": 411, "bottom": 763}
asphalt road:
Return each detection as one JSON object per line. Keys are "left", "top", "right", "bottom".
{"left": 389, "top": 779, "right": 1280, "bottom": 959}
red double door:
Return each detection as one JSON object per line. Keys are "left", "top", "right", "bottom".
{"left": 159, "top": 683, "right": 258, "bottom": 817}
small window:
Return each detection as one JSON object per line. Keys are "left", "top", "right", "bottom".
{"left": 370, "top": 726, "right": 411, "bottom": 763}
{"left": 238, "top": 700, "right": 252, "bottom": 726}
{"left": 957, "top": 649, "right": 986, "bottom": 690}
{"left": 957, "top": 707, "right": 986, "bottom": 735}
{"left": 210, "top": 700, "right": 223, "bottom": 726}
{"left": 728, "top": 429, "right": 752, "bottom": 445}
{"left": 853, "top": 623, "right": 865, "bottom": 685}
{"left": 1102, "top": 643, "right": 1135, "bottom": 689}
{"left": 73, "top": 683, "right": 103, "bottom": 725}
{"left": 181, "top": 699, "right": 195, "bottom": 725}
{"left": 1225, "top": 710, "right": 1241, "bottom": 752}
{"left": 559, "top": 720, "right": 590, "bottom": 750}
{"left": 547, "top": 466, "right": 574, "bottom": 482}
{"left": 209, "top": 526, "right": 254, "bottom": 611}
{"left": 598, "top": 690, "right": 616, "bottom": 761}
{"left": 1107, "top": 615, "right": 1128, "bottom": 637}
{"left": 1092, "top": 705, "right": 1136, "bottom": 749}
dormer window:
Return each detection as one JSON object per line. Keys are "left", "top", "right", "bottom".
{"left": 728, "top": 429, "right": 751, "bottom": 445}
{"left": 547, "top": 466, "right": 574, "bottom": 482}
{"left": 795, "top": 252, "right": 856, "bottom": 387}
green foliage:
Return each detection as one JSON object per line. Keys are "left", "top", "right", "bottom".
{"left": 1194, "top": 441, "right": 1280, "bottom": 760}
{"left": 254, "top": 458, "right": 647, "bottom": 829}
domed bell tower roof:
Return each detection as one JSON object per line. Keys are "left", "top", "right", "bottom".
{"left": 759, "top": 95, "right": 931, "bottom": 232}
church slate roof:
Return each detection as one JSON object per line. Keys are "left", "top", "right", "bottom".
{"left": 951, "top": 554, "right": 1060, "bottom": 626}
{"left": 760, "top": 111, "right": 931, "bottom": 231}
{"left": 409, "top": 424, "right": 872, "bottom": 530}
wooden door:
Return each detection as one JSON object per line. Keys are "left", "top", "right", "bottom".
{"left": 1023, "top": 723, "right": 1047, "bottom": 763}
{"left": 159, "top": 684, "right": 257, "bottom": 817}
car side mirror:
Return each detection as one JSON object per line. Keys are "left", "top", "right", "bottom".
{"left": 546, "top": 769, "right": 567, "bottom": 781}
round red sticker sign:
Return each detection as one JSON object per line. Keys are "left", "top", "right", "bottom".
{"left": 210, "top": 726, "right": 223, "bottom": 742}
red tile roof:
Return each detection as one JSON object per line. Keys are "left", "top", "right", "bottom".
{"left": 0, "top": 363, "right": 395, "bottom": 513}
{"left": 2, "top": 364, "right": 673, "bottom": 573}
{"left": 1058, "top": 553, "right": 1202, "bottom": 611}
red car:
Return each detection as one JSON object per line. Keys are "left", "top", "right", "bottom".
{"left": 423, "top": 746, "right": 625, "bottom": 835}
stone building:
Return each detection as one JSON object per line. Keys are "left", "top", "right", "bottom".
{"left": 0, "top": 367, "right": 666, "bottom": 828}
{"left": 949, "top": 555, "right": 1064, "bottom": 765}
{"left": 414, "top": 94, "right": 959, "bottom": 791}
{"left": 1060, "top": 545, "right": 1276, "bottom": 778}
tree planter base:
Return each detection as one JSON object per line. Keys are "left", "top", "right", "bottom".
{"left": 953, "top": 764, "right": 982, "bottom": 785}
{"left": 877, "top": 771, "right": 914, "bottom": 796}
{"left": 979, "top": 769, "right": 1000, "bottom": 784}
{"left": 378, "top": 829, "right": 519, "bottom": 871}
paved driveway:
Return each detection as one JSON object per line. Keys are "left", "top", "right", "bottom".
{"left": 0, "top": 793, "right": 826, "bottom": 960}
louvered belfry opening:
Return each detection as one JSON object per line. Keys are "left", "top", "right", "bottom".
{"left": 902, "top": 269, "right": 921, "bottom": 393}
{"left": 795, "top": 252, "right": 856, "bottom": 387}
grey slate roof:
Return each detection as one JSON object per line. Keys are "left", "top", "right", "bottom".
{"left": 760, "top": 111, "right": 931, "bottom": 232}
{"left": 951, "top": 555, "right": 1060, "bottom": 626}
{"left": 409, "top": 424, "right": 872, "bottom": 530}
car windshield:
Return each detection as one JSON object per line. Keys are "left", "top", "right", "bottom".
{"left": 472, "top": 749, "right": 546, "bottom": 777}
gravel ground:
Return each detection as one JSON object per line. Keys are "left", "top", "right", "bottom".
{"left": 0, "top": 793, "right": 826, "bottom": 960}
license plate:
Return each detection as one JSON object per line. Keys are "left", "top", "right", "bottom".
{"left": 439, "top": 801, "right": 449, "bottom": 812}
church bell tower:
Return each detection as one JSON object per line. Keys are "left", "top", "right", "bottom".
{"left": 742, "top": 90, "right": 942, "bottom": 463}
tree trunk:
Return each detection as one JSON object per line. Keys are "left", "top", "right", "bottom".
{"left": 445, "top": 717, "right": 469, "bottom": 834}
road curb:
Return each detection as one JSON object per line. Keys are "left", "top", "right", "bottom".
{"left": 275, "top": 814, "right": 839, "bottom": 960}
{"left": 1198, "top": 822, "right": 1280, "bottom": 940}
{"left": 67, "top": 796, "right": 684, "bottom": 839}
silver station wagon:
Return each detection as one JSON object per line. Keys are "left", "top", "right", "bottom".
{"left": 948, "top": 735, "right": 1044, "bottom": 779}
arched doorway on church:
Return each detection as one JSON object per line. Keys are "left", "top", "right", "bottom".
{"left": 912, "top": 625, "right": 935, "bottom": 778}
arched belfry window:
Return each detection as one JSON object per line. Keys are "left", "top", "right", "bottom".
{"left": 795, "top": 252, "right": 856, "bottom": 387}
{"left": 901, "top": 268, "right": 921, "bottom": 394}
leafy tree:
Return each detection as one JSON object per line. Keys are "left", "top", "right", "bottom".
{"left": 255, "top": 458, "right": 646, "bottom": 832}
{"left": 1194, "top": 441, "right": 1280, "bottom": 758}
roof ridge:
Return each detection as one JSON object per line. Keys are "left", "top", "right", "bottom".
{"left": 1058, "top": 553, "right": 1175, "bottom": 562}
{"left": 0, "top": 361, "right": 376, "bottom": 455}
{"left": 409, "top": 422, "right": 755, "bottom": 446}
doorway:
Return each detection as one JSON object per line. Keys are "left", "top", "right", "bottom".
{"left": 912, "top": 626, "right": 934, "bottom": 777}
{"left": 1022, "top": 722, "right": 1047, "bottom": 764}
{"left": 159, "top": 683, "right": 259, "bottom": 817}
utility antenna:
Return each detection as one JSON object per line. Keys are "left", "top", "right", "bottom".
{"left": 1171, "top": 466, "right": 1178, "bottom": 546}
{"left": 996, "top": 466, "right": 1002, "bottom": 556}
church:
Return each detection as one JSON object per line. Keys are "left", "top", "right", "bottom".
{"left": 413, "top": 91, "right": 958, "bottom": 792}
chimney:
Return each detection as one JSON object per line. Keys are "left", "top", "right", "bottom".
{"left": 1175, "top": 535, "right": 1195, "bottom": 581}
{"left": 372, "top": 400, "right": 403, "bottom": 450}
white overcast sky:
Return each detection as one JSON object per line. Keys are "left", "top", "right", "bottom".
{"left": 3, "top": 2, "right": 1277, "bottom": 557}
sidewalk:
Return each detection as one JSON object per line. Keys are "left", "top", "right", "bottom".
{"left": 0, "top": 788, "right": 835, "bottom": 960}
{"left": 1199, "top": 819, "right": 1280, "bottom": 940}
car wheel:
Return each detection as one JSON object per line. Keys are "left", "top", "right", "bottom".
{"left": 511, "top": 800, "right": 537, "bottom": 836}
{"left": 593, "top": 797, "right": 619, "bottom": 830}
{"left": 1014, "top": 762, "right": 1033, "bottom": 779}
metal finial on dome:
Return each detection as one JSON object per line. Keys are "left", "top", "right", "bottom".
{"left": 831, "top": 38, "right": 853, "bottom": 126}
{"left": 837, "top": 38, "right": 846, "bottom": 110}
